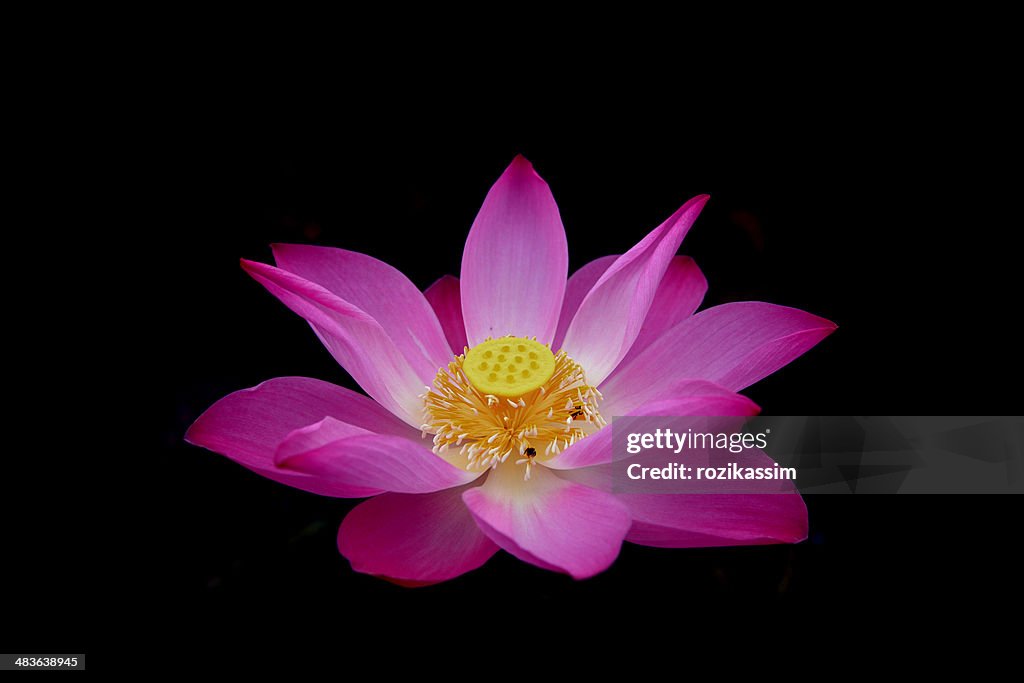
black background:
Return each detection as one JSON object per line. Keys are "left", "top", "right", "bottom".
{"left": 167, "top": 110, "right": 1017, "bottom": 634}
{"left": 13, "top": 73, "right": 1021, "bottom": 662}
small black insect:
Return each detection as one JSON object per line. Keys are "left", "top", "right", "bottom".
{"left": 525, "top": 447, "right": 537, "bottom": 457}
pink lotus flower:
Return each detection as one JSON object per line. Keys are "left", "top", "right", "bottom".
{"left": 187, "top": 156, "right": 835, "bottom": 585}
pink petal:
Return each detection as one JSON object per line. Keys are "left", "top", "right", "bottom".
{"left": 552, "top": 255, "right": 619, "bottom": 352}
{"left": 241, "top": 259, "right": 426, "bottom": 425}
{"left": 462, "top": 464, "right": 632, "bottom": 579}
{"left": 269, "top": 418, "right": 380, "bottom": 498}
{"left": 272, "top": 244, "right": 452, "bottom": 376}
{"left": 562, "top": 195, "right": 709, "bottom": 385}
{"left": 619, "top": 447, "right": 806, "bottom": 547}
{"left": 276, "top": 417, "right": 479, "bottom": 494}
{"left": 623, "top": 493, "right": 808, "bottom": 547}
{"left": 338, "top": 484, "right": 498, "bottom": 585}
{"left": 423, "top": 275, "right": 468, "bottom": 354}
{"left": 185, "top": 377, "right": 416, "bottom": 497}
{"left": 460, "top": 156, "right": 568, "bottom": 345}
{"left": 546, "top": 381, "right": 761, "bottom": 470}
{"left": 558, "top": 445, "right": 808, "bottom": 548}
{"left": 618, "top": 255, "right": 707, "bottom": 363}
{"left": 601, "top": 302, "right": 837, "bottom": 412}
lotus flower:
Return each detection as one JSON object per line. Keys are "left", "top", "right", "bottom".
{"left": 186, "top": 156, "right": 835, "bottom": 585}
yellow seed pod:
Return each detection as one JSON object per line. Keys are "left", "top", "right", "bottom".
{"left": 462, "top": 336, "right": 556, "bottom": 397}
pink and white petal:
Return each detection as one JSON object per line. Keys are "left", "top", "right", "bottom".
{"left": 462, "top": 464, "right": 632, "bottom": 579}
{"left": 562, "top": 195, "right": 709, "bottom": 386}
{"left": 618, "top": 255, "right": 707, "bottom": 363}
{"left": 338, "top": 483, "right": 498, "bottom": 585}
{"left": 546, "top": 381, "right": 761, "bottom": 470}
{"left": 241, "top": 259, "right": 425, "bottom": 425}
{"left": 601, "top": 302, "right": 836, "bottom": 408}
{"left": 623, "top": 493, "right": 808, "bottom": 548}
{"left": 423, "top": 275, "right": 468, "bottom": 354}
{"left": 552, "top": 255, "right": 619, "bottom": 352}
{"left": 185, "top": 377, "right": 417, "bottom": 497}
{"left": 276, "top": 420, "right": 479, "bottom": 494}
{"left": 460, "top": 156, "right": 568, "bottom": 345}
{"left": 272, "top": 244, "right": 452, "bottom": 378}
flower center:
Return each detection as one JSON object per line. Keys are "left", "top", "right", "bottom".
{"left": 422, "top": 335, "right": 605, "bottom": 480}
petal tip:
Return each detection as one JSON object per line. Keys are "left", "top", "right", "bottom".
{"left": 183, "top": 420, "right": 202, "bottom": 447}
{"left": 239, "top": 258, "right": 281, "bottom": 282}
{"left": 239, "top": 257, "right": 261, "bottom": 273}
{"left": 689, "top": 193, "right": 711, "bottom": 210}
{"left": 809, "top": 316, "right": 838, "bottom": 335}
{"left": 743, "top": 396, "right": 763, "bottom": 415}
{"left": 504, "top": 154, "right": 544, "bottom": 183}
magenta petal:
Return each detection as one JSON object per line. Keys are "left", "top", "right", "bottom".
{"left": 546, "top": 381, "right": 761, "bottom": 470}
{"left": 271, "top": 418, "right": 380, "bottom": 497}
{"left": 559, "top": 444, "right": 808, "bottom": 548}
{"left": 185, "top": 377, "right": 416, "bottom": 497}
{"left": 552, "top": 255, "right": 619, "bottom": 351}
{"left": 562, "top": 195, "right": 709, "bottom": 385}
{"left": 460, "top": 156, "right": 568, "bottom": 345}
{"left": 624, "top": 493, "right": 808, "bottom": 547}
{"left": 618, "top": 255, "right": 707, "bottom": 364}
{"left": 600, "top": 373, "right": 771, "bottom": 419}
{"left": 621, "top": 447, "right": 806, "bottom": 547}
{"left": 277, "top": 417, "right": 479, "bottom": 494}
{"left": 602, "top": 302, "right": 837, "bottom": 408}
{"left": 462, "top": 465, "right": 631, "bottom": 579}
{"left": 338, "top": 484, "right": 498, "bottom": 585}
{"left": 241, "top": 259, "right": 426, "bottom": 425}
{"left": 423, "top": 275, "right": 468, "bottom": 354}
{"left": 272, "top": 244, "right": 452, "bottom": 376}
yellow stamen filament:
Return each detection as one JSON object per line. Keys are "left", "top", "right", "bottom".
{"left": 421, "top": 336, "right": 605, "bottom": 480}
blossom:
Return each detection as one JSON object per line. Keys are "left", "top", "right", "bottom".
{"left": 186, "top": 156, "right": 835, "bottom": 585}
